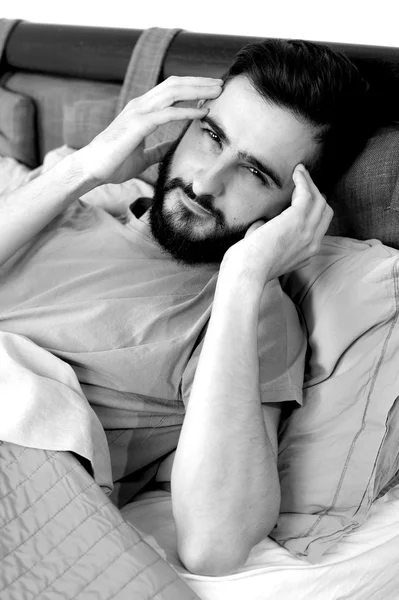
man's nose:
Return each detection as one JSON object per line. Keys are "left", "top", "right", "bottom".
{"left": 191, "top": 163, "right": 225, "bottom": 198}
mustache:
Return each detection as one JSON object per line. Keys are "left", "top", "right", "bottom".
{"left": 164, "top": 177, "right": 216, "bottom": 214}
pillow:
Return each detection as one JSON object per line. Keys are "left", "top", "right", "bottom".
{"left": 274, "top": 236, "right": 399, "bottom": 560}
{"left": 328, "top": 124, "right": 399, "bottom": 249}
{"left": 0, "top": 87, "right": 37, "bottom": 167}
{"left": 63, "top": 97, "right": 118, "bottom": 150}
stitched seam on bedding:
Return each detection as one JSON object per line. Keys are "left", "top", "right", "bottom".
{"left": 108, "top": 554, "right": 164, "bottom": 600}
{"left": 0, "top": 460, "right": 79, "bottom": 530}
{"left": 2, "top": 446, "right": 29, "bottom": 470}
{"left": 151, "top": 573, "right": 186, "bottom": 599}
{"left": 0, "top": 450, "right": 58, "bottom": 502}
{"left": 32, "top": 516, "right": 129, "bottom": 600}
{"left": 283, "top": 255, "right": 399, "bottom": 546}
{"left": 2, "top": 487, "right": 110, "bottom": 591}
{"left": 0, "top": 474, "right": 95, "bottom": 566}
{"left": 68, "top": 524, "right": 148, "bottom": 600}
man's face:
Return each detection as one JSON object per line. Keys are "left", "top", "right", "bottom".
{"left": 149, "top": 75, "right": 319, "bottom": 265}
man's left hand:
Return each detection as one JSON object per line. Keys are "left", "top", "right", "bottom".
{"left": 223, "top": 164, "right": 333, "bottom": 284}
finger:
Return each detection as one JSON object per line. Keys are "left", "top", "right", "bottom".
{"left": 151, "top": 106, "right": 210, "bottom": 127}
{"left": 143, "top": 139, "right": 175, "bottom": 167}
{"left": 292, "top": 166, "right": 326, "bottom": 223}
{"left": 291, "top": 165, "right": 312, "bottom": 210}
{"left": 149, "top": 84, "right": 222, "bottom": 110}
{"left": 160, "top": 76, "right": 224, "bottom": 87}
{"left": 299, "top": 165, "right": 324, "bottom": 200}
{"left": 314, "top": 202, "right": 334, "bottom": 239}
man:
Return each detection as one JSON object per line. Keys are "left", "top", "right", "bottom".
{"left": 0, "top": 39, "right": 370, "bottom": 575}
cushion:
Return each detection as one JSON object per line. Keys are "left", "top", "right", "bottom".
{"left": 328, "top": 124, "right": 399, "bottom": 249}
{"left": 0, "top": 87, "right": 37, "bottom": 167}
{"left": 274, "top": 236, "right": 399, "bottom": 560}
{"left": 63, "top": 97, "right": 118, "bottom": 150}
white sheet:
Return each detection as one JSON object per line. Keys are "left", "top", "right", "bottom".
{"left": 122, "top": 485, "right": 399, "bottom": 600}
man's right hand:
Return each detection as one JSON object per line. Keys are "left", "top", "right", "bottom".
{"left": 77, "top": 76, "right": 224, "bottom": 186}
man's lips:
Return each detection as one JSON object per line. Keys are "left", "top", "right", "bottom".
{"left": 177, "top": 189, "right": 213, "bottom": 217}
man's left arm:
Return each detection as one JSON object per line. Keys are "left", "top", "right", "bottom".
{"left": 171, "top": 165, "right": 333, "bottom": 576}
{"left": 172, "top": 265, "right": 282, "bottom": 577}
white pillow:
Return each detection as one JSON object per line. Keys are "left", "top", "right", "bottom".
{"left": 274, "top": 236, "right": 399, "bottom": 560}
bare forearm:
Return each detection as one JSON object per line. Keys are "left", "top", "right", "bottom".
{"left": 0, "top": 151, "right": 95, "bottom": 267}
{"left": 172, "top": 258, "right": 280, "bottom": 575}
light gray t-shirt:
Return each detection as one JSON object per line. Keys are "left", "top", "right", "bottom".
{"left": 0, "top": 199, "right": 306, "bottom": 502}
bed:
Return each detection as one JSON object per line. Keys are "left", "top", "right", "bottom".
{"left": 1, "top": 18, "right": 399, "bottom": 599}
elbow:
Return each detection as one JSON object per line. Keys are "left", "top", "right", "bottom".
{"left": 175, "top": 491, "right": 281, "bottom": 576}
{"left": 177, "top": 515, "right": 279, "bottom": 577}
{"left": 178, "top": 539, "right": 251, "bottom": 576}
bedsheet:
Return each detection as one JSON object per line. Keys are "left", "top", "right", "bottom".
{"left": 122, "top": 487, "right": 399, "bottom": 600}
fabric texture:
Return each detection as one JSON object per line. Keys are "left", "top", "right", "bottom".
{"left": 63, "top": 96, "right": 118, "bottom": 150}
{"left": 0, "top": 18, "right": 20, "bottom": 65}
{"left": 273, "top": 236, "right": 399, "bottom": 560}
{"left": 0, "top": 154, "right": 31, "bottom": 194}
{"left": 115, "top": 27, "right": 192, "bottom": 184}
{"left": 328, "top": 124, "right": 399, "bottom": 249}
{"left": 60, "top": 28, "right": 183, "bottom": 176}
{"left": 5, "top": 72, "right": 120, "bottom": 161}
{"left": 0, "top": 330, "right": 113, "bottom": 493}
{"left": 38, "top": 144, "right": 154, "bottom": 216}
{"left": 116, "top": 27, "right": 182, "bottom": 114}
{"left": 0, "top": 197, "right": 305, "bottom": 506}
{"left": 0, "top": 441, "right": 199, "bottom": 600}
{"left": 0, "top": 86, "right": 37, "bottom": 166}
{"left": 121, "top": 485, "right": 399, "bottom": 600}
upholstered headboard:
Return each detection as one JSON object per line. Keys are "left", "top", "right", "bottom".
{"left": 1, "top": 20, "right": 399, "bottom": 246}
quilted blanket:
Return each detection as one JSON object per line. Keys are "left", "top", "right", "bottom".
{"left": 0, "top": 331, "right": 198, "bottom": 598}
{"left": 0, "top": 441, "right": 199, "bottom": 599}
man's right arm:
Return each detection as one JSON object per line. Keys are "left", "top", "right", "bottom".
{"left": 0, "top": 76, "right": 224, "bottom": 268}
{"left": 0, "top": 153, "right": 96, "bottom": 267}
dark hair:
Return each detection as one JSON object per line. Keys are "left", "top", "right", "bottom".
{"left": 223, "top": 39, "right": 374, "bottom": 192}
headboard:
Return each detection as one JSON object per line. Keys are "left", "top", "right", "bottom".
{"left": 1, "top": 20, "right": 399, "bottom": 246}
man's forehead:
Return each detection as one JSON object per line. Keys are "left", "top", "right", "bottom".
{"left": 205, "top": 76, "right": 318, "bottom": 185}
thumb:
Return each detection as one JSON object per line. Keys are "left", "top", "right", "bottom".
{"left": 143, "top": 139, "right": 175, "bottom": 167}
{"left": 245, "top": 219, "right": 266, "bottom": 238}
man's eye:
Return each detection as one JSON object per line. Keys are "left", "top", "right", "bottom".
{"left": 202, "top": 128, "right": 222, "bottom": 147}
{"left": 247, "top": 166, "right": 268, "bottom": 186}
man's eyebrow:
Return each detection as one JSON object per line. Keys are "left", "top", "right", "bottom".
{"left": 201, "top": 114, "right": 284, "bottom": 189}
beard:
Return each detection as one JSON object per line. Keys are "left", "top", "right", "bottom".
{"left": 148, "top": 136, "right": 249, "bottom": 266}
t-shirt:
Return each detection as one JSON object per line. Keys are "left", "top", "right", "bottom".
{"left": 0, "top": 199, "right": 305, "bottom": 503}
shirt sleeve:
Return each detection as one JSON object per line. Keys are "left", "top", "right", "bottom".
{"left": 257, "top": 278, "right": 306, "bottom": 405}
{"left": 180, "top": 277, "right": 306, "bottom": 408}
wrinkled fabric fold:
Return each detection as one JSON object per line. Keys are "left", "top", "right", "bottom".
{"left": 0, "top": 330, "right": 113, "bottom": 493}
